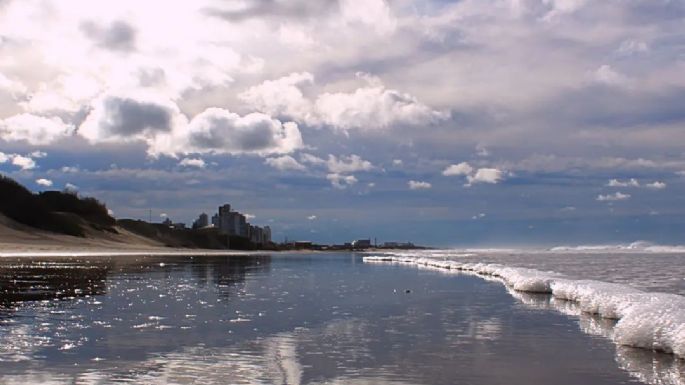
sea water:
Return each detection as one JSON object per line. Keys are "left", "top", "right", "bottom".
{"left": 0, "top": 251, "right": 682, "bottom": 384}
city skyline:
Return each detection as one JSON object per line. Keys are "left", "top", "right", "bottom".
{"left": 0, "top": 1, "right": 684, "bottom": 246}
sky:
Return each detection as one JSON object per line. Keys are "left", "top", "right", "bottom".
{"left": 0, "top": 0, "right": 684, "bottom": 246}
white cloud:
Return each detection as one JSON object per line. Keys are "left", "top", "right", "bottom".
{"left": 408, "top": 180, "right": 432, "bottom": 190}
{"left": 645, "top": 181, "right": 666, "bottom": 190}
{"left": 442, "top": 162, "right": 474, "bottom": 176}
{"left": 607, "top": 178, "right": 640, "bottom": 187}
{"left": 307, "top": 215, "right": 317, "bottom": 220}
{"left": 0, "top": 72, "right": 27, "bottom": 96}
{"left": 278, "top": 24, "right": 318, "bottom": 49}
{"left": 593, "top": 64, "right": 629, "bottom": 86}
{"left": 392, "top": 159, "right": 403, "bottom": 166}
{"left": 239, "top": 72, "right": 315, "bottom": 121}
{"left": 607, "top": 178, "right": 666, "bottom": 190}
{"left": 339, "top": 0, "right": 397, "bottom": 35}
{"left": 36, "top": 178, "right": 53, "bottom": 187}
{"left": 264, "top": 155, "right": 306, "bottom": 171}
{"left": 597, "top": 192, "right": 631, "bottom": 202}
{"left": 326, "top": 173, "right": 357, "bottom": 189}
{"left": 472, "top": 213, "right": 486, "bottom": 220}
{"left": 241, "top": 72, "right": 446, "bottom": 131}
{"left": 11, "top": 155, "right": 36, "bottom": 170}
{"left": 443, "top": 162, "right": 506, "bottom": 186}
{"left": 61, "top": 166, "right": 80, "bottom": 173}
{"left": 0, "top": 152, "right": 8, "bottom": 164}
{"left": 0, "top": 114, "right": 75, "bottom": 145}
{"left": 30, "top": 151, "right": 47, "bottom": 158}
{"left": 244, "top": 213, "right": 256, "bottom": 220}
{"left": 617, "top": 40, "right": 649, "bottom": 55}
{"left": 467, "top": 168, "right": 505, "bottom": 186}
{"left": 327, "top": 154, "right": 373, "bottom": 173}
{"left": 65, "top": 182, "right": 79, "bottom": 191}
{"left": 314, "top": 75, "right": 447, "bottom": 131}
{"left": 300, "top": 153, "right": 327, "bottom": 166}
{"left": 178, "top": 158, "right": 206, "bottom": 168}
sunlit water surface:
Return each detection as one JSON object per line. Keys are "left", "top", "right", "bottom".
{"left": 0, "top": 252, "right": 681, "bottom": 384}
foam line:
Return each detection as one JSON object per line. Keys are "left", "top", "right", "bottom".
{"left": 363, "top": 255, "right": 685, "bottom": 358}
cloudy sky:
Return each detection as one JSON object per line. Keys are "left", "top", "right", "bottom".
{"left": 1, "top": 0, "right": 684, "bottom": 246}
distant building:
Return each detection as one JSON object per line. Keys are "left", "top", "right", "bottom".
{"left": 351, "top": 239, "right": 372, "bottom": 249}
{"left": 192, "top": 213, "right": 209, "bottom": 229}
{"left": 383, "top": 241, "right": 415, "bottom": 248}
{"left": 162, "top": 217, "right": 173, "bottom": 227}
{"left": 263, "top": 226, "right": 271, "bottom": 244}
{"left": 213, "top": 204, "right": 248, "bottom": 238}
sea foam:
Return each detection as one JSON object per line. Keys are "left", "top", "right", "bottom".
{"left": 363, "top": 254, "right": 685, "bottom": 359}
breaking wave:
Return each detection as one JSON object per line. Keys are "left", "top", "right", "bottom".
{"left": 363, "top": 254, "right": 685, "bottom": 359}
{"left": 549, "top": 241, "right": 685, "bottom": 254}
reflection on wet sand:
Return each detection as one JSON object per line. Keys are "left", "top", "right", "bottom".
{"left": 509, "top": 289, "right": 685, "bottom": 385}
{"left": 0, "top": 253, "right": 664, "bottom": 385}
{"left": 0, "top": 260, "right": 109, "bottom": 304}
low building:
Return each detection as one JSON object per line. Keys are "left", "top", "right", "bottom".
{"left": 351, "top": 239, "right": 372, "bottom": 249}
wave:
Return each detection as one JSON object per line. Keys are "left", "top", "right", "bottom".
{"left": 549, "top": 241, "right": 685, "bottom": 253}
{"left": 363, "top": 254, "right": 685, "bottom": 360}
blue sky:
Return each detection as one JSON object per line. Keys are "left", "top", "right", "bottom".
{"left": 1, "top": 0, "right": 684, "bottom": 246}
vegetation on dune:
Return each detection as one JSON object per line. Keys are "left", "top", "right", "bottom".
{"left": 0, "top": 175, "right": 115, "bottom": 237}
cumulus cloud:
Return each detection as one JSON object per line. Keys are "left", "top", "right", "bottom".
{"left": 339, "top": 0, "right": 396, "bottom": 34}
{"left": 392, "top": 159, "right": 403, "bottom": 166}
{"left": 239, "top": 72, "right": 315, "bottom": 121}
{"left": 327, "top": 173, "right": 357, "bottom": 189}
{"left": 442, "top": 162, "right": 474, "bottom": 176}
{"left": 467, "top": 168, "right": 505, "bottom": 186}
{"left": 36, "top": 178, "right": 53, "bottom": 187}
{"left": 472, "top": 213, "right": 486, "bottom": 220}
{"left": 307, "top": 215, "right": 317, "bottom": 220}
{"left": 300, "top": 153, "right": 327, "bottom": 166}
{"left": 11, "top": 154, "right": 36, "bottom": 170}
{"left": 181, "top": 108, "right": 303, "bottom": 157}
{"left": 0, "top": 72, "right": 27, "bottom": 96}
{"left": 607, "top": 178, "right": 640, "bottom": 187}
{"left": 597, "top": 192, "right": 631, "bottom": 201}
{"left": 264, "top": 155, "right": 306, "bottom": 171}
{"left": 314, "top": 74, "right": 447, "bottom": 130}
{"left": 443, "top": 162, "right": 506, "bottom": 186}
{"left": 645, "top": 181, "right": 666, "bottom": 190}
{"left": 79, "top": 94, "right": 304, "bottom": 157}
{"left": 607, "top": 178, "right": 666, "bottom": 190}
{"left": 79, "top": 93, "right": 182, "bottom": 144}
{"left": 593, "top": 65, "right": 629, "bottom": 86}
{"left": 408, "top": 180, "right": 432, "bottom": 190}
{"left": 178, "top": 158, "right": 206, "bottom": 168}
{"left": 240, "top": 72, "right": 446, "bottom": 131}
{"left": 326, "top": 154, "right": 373, "bottom": 174}
{"left": 64, "top": 183, "right": 78, "bottom": 192}
{"left": 0, "top": 114, "right": 75, "bottom": 145}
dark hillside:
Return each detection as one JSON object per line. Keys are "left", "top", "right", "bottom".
{"left": 0, "top": 175, "right": 115, "bottom": 237}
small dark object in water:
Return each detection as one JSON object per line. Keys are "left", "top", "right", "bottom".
{"left": 405, "top": 289, "right": 411, "bottom": 293}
